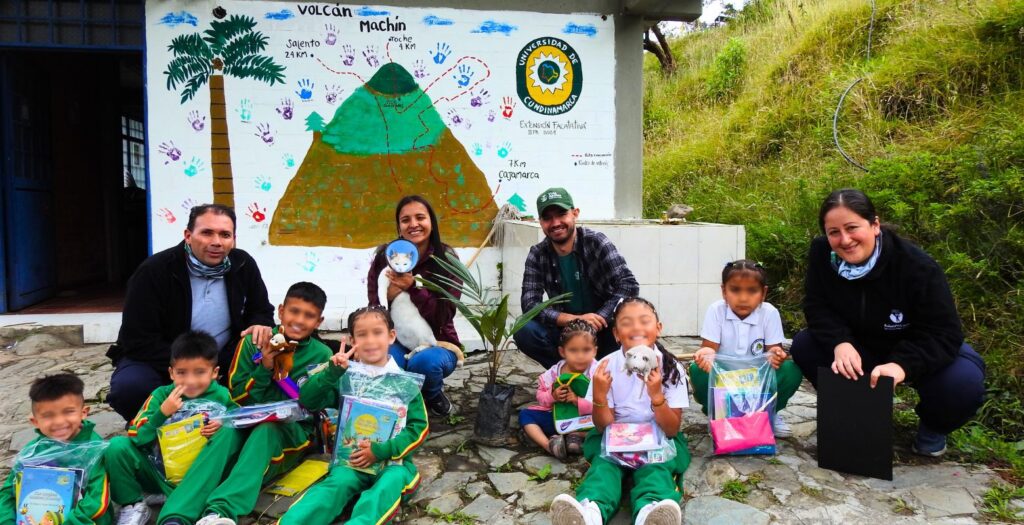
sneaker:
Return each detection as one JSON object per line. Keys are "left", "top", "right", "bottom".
{"left": 196, "top": 514, "right": 235, "bottom": 525}
{"left": 566, "top": 433, "right": 585, "bottom": 455}
{"left": 161, "top": 520, "right": 184, "bottom": 525}
{"left": 143, "top": 493, "right": 166, "bottom": 506}
{"left": 547, "top": 435, "right": 568, "bottom": 460}
{"left": 551, "top": 495, "right": 602, "bottom": 525}
{"left": 912, "top": 425, "right": 947, "bottom": 457}
{"left": 116, "top": 502, "right": 152, "bottom": 525}
{"left": 634, "top": 499, "right": 681, "bottom": 525}
{"left": 426, "top": 390, "right": 453, "bottom": 417}
{"left": 772, "top": 413, "right": 792, "bottom": 438}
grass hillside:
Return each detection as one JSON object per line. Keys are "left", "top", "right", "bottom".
{"left": 643, "top": 0, "right": 1024, "bottom": 505}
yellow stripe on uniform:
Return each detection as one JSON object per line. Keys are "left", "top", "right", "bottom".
{"left": 392, "top": 397, "right": 429, "bottom": 459}
{"left": 226, "top": 338, "right": 249, "bottom": 391}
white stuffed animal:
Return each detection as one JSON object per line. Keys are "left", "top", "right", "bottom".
{"left": 390, "top": 290, "right": 439, "bottom": 355}
{"left": 623, "top": 345, "right": 661, "bottom": 382}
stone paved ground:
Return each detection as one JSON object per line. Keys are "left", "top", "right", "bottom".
{"left": 0, "top": 329, "right": 1014, "bottom": 524}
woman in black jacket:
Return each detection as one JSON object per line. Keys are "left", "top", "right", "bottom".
{"left": 791, "top": 189, "right": 985, "bottom": 456}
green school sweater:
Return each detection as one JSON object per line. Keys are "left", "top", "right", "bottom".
{"left": 126, "top": 383, "right": 236, "bottom": 447}
{"left": 0, "top": 420, "right": 112, "bottom": 525}
{"left": 299, "top": 363, "right": 429, "bottom": 463}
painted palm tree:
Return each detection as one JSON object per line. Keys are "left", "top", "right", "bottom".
{"left": 164, "top": 14, "right": 285, "bottom": 209}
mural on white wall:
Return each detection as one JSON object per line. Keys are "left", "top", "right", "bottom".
{"left": 146, "top": 1, "right": 616, "bottom": 313}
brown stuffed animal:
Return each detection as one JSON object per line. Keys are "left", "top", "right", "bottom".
{"left": 269, "top": 332, "right": 299, "bottom": 381}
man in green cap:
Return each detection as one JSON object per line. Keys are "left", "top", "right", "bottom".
{"left": 514, "top": 188, "right": 639, "bottom": 368}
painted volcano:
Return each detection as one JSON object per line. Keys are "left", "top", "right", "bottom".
{"left": 269, "top": 63, "right": 498, "bottom": 248}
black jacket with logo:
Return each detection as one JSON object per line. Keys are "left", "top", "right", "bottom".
{"left": 108, "top": 241, "right": 275, "bottom": 369}
{"left": 802, "top": 229, "right": 963, "bottom": 383}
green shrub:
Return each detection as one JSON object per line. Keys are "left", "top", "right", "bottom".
{"left": 706, "top": 38, "right": 747, "bottom": 102}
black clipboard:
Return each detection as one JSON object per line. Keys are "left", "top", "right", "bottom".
{"left": 816, "top": 367, "right": 894, "bottom": 480}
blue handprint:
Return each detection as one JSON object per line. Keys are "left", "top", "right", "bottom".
{"left": 497, "top": 142, "right": 512, "bottom": 159}
{"left": 301, "top": 252, "right": 320, "bottom": 272}
{"left": 295, "top": 79, "right": 314, "bottom": 101}
{"left": 183, "top": 157, "right": 205, "bottom": 177}
{"left": 282, "top": 153, "right": 295, "bottom": 168}
{"left": 456, "top": 64, "right": 474, "bottom": 88}
{"left": 254, "top": 175, "right": 272, "bottom": 192}
{"left": 431, "top": 42, "right": 452, "bottom": 65}
{"left": 237, "top": 99, "right": 253, "bottom": 123}
{"left": 472, "top": 143, "right": 483, "bottom": 156}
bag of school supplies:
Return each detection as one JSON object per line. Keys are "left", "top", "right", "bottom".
{"left": 213, "top": 399, "right": 310, "bottom": 429}
{"left": 707, "top": 354, "right": 778, "bottom": 455}
{"left": 552, "top": 372, "right": 595, "bottom": 435}
{"left": 599, "top": 422, "right": 677, "bottom": 469}
{"left": 149, "top": 399, "right": 229, "bottom": 484}
{"left": 333, "top": 365, "right": 425, "bottom": 474}
{"left": 14, "top": 438, "right": 110, "bottom": 523}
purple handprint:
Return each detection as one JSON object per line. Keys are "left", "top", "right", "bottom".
{"left": 325, "top": 85, "right": 343, "bottom": 105}
{"left": 158, "top": 141, "right": 182, "bottom": 164}
{"left": 188, "top": 111, "right": 206, "bottom": 132}
{"left": 180, "top": 198, "right": 198, "bottom": 211}
{"left": 255, "top": 123, "right": 274, "bottom": 145}
{"left": 487, "top": 110, "right": 496, "bottom": 123}
{"left": 413, "top": 60, "right": 428, "bottom": 79}
{"left": 447, "top": 108, "right": 463, "bottom": 127}
{"left": 470, "top": 89, "right": 491, "bottom": 108}
{"left": 324, "top": 24, "right": 337, "bottom": 45}
{"left": 341, "top": 45, "right": 356, "bottom": 66}
{"left": 363, "top": 46, "right": 379, "bottom": 68}
{"left": 276, "top": 98, "right": 294, "bottom": 120}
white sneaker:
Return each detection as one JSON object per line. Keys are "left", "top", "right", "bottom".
{"left": 772, "top": 412, "right": 792, "bottom": 438}
{"left": 195, "top": 514, "right": 235, "bottom": 525}
{"left": 551, "top": 494, "right": 603, "bottom": 525}
{"left": 116, "top": 502, "right": 152, "bottom": 525}
{"left": 634, "top": 499, "right": 681, "bottom": 525}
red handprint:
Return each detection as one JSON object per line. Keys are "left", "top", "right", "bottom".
{"left": 501, "top": 96, "right": 516, "bottom": 119}
{"left": 157, "top": 208, "right": 176, "bottom": 224}
{"left": 247, "top": 202, "right": 267, "bottom": 223}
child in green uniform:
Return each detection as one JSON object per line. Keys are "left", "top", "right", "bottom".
{"left": 163, "top": 282, "right": 332, "bottom": 525}
{"left": 278, "top": 306, "right": 428, "bottom": 525}
{"left": 0, "top": 374, "right": 112, "bottom": 525}
{"left": 106, "top": 331, "right": 238, "bottom": 525}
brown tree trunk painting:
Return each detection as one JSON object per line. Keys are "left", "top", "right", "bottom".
{"left": 209, "top": 74, "right": 234, "bottom": 209}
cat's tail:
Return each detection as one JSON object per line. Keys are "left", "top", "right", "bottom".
{"left": 436, "top": 341, "right": 465, "bottom": 367}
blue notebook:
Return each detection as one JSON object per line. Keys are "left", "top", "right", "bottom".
{"left": 16, "top": 466, "right": 79, "bottom": 525}
{"left": 335, "top": 397, "right": 399, "bottom": 474}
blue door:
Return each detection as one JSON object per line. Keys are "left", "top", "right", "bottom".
{"left": 0, "top": 55, "right": 56, "bottom": 311}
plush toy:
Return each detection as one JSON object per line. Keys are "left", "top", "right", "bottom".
{"left": 269, "top": 332, "right": 299, "bottom": 381}
{"left": 622, "top": 345, "right": 660, "bottom": 382}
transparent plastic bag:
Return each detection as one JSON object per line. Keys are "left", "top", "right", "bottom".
{"left": 149, "top": 399, "right": 229, "bottom": 484}
{"left": 333, "top": 366, "right": 425, "bottom": 472}
{"left": 212, "top": 399, "right": 310, "bottom": 428}
{"left": 707, "top": 354, "right": 778, "bottom": 455}
{"left": 600, "top": 422, "right": 677, "bottom": 469}
{"left": 14, "top": 438, "right": 110, "bottom": 502}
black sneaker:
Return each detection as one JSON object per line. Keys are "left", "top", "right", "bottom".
{"left": 426, "top": 390, "right": 453, "bottom": 417}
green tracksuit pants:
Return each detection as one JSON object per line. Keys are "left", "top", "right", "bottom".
{"left": 201, "top": 422, "right": 311, "bottom": 521}
{"left": 688, "top": 360, "right": 803, "bottom": 415}
{"left": 573, "top": 429, "right": 690, "bottom": 522}
{"left": 154, "top": 425, "right": 245, "bottom": 525}
{"left": 105, "top": 436, "right": 175, "bottom": 504}
{"left": 278, "top": 463, "right": 420, "bottom": 525}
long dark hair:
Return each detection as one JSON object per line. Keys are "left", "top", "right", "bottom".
{"left": 613, "top": 297, "right": 682, "bottom": 386}
{"left": 395, "top": 195, "right": 446, "bottom": 257}
{"left": 818, "top": 189, "right": 878, "bottom": 233}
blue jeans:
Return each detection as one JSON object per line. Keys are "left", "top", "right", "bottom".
{"left": 108, "top": 358, "right": 169, "bottom": 421}
{"left": 388, "top": 343, "right": 457, "bottom": 402}
{"left": 513, "top": 319, "right": 618, "bottom": 369}
{"left": 790, "top": 329, "right": 986, "bottom": 434}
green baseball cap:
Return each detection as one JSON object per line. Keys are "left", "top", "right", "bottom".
{"left": 536, "top": 187, "right": 574, "bottom": 214}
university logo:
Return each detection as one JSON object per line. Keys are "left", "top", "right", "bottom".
{"left": 516, "top": 37, "right": 583, "bottom": 116}
{"left": 884, "top": 309, "right": 908, "bottom": 331}
{"left": 889, "top": 310, "right": 903, "bottom": 324}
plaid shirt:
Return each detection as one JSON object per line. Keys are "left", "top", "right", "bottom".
{"left": 521, "top": 227, "right": 639, "bottom": 326}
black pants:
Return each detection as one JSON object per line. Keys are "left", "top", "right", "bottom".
{"left": 790, "top": 330, "right": 986, "bottom": 434}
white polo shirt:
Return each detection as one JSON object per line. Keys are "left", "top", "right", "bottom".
{"left": 699, "top": 300, "right": 785, "bottom": 358}
{"left": 585, "top": 349, "right": 689, "bottom": 424}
